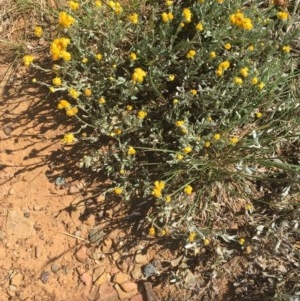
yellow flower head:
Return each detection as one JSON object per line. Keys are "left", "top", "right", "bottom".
{"left": 183, "top": 145, "right": 192, "bottom": 154}
{"left": 23, "top": 55, "right": 34, "bottom": 67}
{"left": 176, "top": 154, "right": 184, "bottom": 160}
{"left": 58, "top": 11, "right": 75, "bottom": 28}
{"left": 95, "top": 0, "right": 102, "bottom": 7}
{"left": 233, "top": 77, "right": 243, "bottom": 85}
{"left": 57, "top": 99, "right": 70, "bottom": 110}
{"left": 277, "top": 11, "right": 289, "bottom": 21}
{"left": 66, "top": 106, "right": 78, "bottom": 117}
{"left": 95, "top": 53, "right": 102, "bottom": 61}
{"left": 258, "top": 82, "right": 265, "bottom": 90}
{"left": 204, "top": 238, "right": 210, "bottom": 245}
{"left": 165, "top": 195, "right": 171, "bottom": 203}
{"left": 62, "top": 133, "right": 75, "bottom": 144}
{"left": 165, "top": 0, "right": 173, "bottom": 6}
{"left": 127, "top": 105, "right": 133, "bottom": 111}
{"left": 69, "top": 88, "right": 80, "bottom": 99}
{"left": 189, "top": 232, "right": 196, "bottom": 242}
{"left": 256, "top": 112, "right": 262, "bottom": 119}
{"left": 214, "top": 133, "right": 221, "bottom": 140}
{"left": 196, "top": 22, "right": 204, "bottom": 31}
{"left": 108, "top": 1, "right": 123, "bottom": 14}
{"left": 128, "top": 13, "right": 138, "bottom": 24}
{"left": 239, "top": 237, "right": 245, "bottom": 245}
{"left": 239, "top": 67, "right": 249, "bottom": 78}
{"left": 114, "top": 187, "right": 123, "bottom": 195}
{"left": 129, "top": 52, "right": 137, "bottom": 61}
{"left": 52, "top": 77, "right": 62, "bottom": 86}
{"left": 186, "top": 49, "right": 196, "bottom": 59}
{"left": 282, "top": 45, "right": 291, "bottom": 53}
{"left": 209, "top": 51, "right": 216, "bottom": 59}
{"left": 34, "top": 26, "right": 43, "bottom": 38}
{"left": 230, "top": 137, "right": 239, "bottom": 145}
{"left": 50, "top": 37, "right": 71, "bottom": 61}
{"left": 248, "top": 45, "right": 254, "bottom": 51}
{"left": 99, "top": 96, "right": 106, "bottom": 104}
{"left": 224, "top": 43, "right": 232, "bottom": 50}
{"left": 84, "top": 88, "right": 92, "bottom": 96}
{"left": 205, "top": 141, "right": 211, "bottom": 147}
{"left": 175, "top": 120, "right": 184, "bottom": 127}
{"left": 182, "top": 8, "right": 192, "bottom": 23}
{"left": 137, "top": 110, "right": 147, "bottom": 119}
{"left": 82, "top": 57, "right": 88, "bottom": 64}
{"left": 149, "top": 227, "right": 155, "bottom": 236}
{"left": 161, "top": 12, "right": 174, "bottom": 23}
{"left": 190, "top": 89, "right": 197, "bottom": 95}
{"left": 219, "top": 60, "right": 230, "bottom": 70}
{"left": 230, "top": 12, "right": 253, "bottom": 30}
{"left": 68, "top": 1, "right": 80, "bottom": 10}
{"left": 251, "top": 77, "right": 258, "bottom": 85}
{"left": 132, "top": 68, "right": 147, "bottom": 84}
{"left": 184, "top": 185, "right": 193, "bottom": 195}
{"left": 168, "top": 74, "right": 175, "bottom": 81}
{"left": 127, "top": 146, "right": 136, "bottom": 156}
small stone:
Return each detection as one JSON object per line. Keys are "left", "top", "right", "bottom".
{"left": 115, "top": 283, "right": 136, "bottom": 300}
{"left": 3, "top": 125, "right": 13, "bottom": 136}
{"left": 23, "top": 212, "right": 30, "bottom": 218}
{"left": 113, "top": 272, "right": 129, "bottom": 284}
{"left": 10, "top": 273, "right": 24, "bottom": 287}
{"left": 51, "top": 264, "right": 60, "bottom": 273}
{"left": 40, "top": 271, "right": 50, "bottom": 284}
{"left": 35, "top": 246, "right": 40, "bottom": 258}
{"left": 120, "top": 282, "right": 138, "bottom": 294}
{"left": 99, "top": 283, "right": 118, "bottom": 301}
{"left": 88, "top": 228, "right": 105, "bottom": 243}
{"left": 185, "top": 269, "right": 197, "bottom": 288}
{"left": 101, "top": 238, "right": 112, "bottom": 253}
{"left": 131, "top": 266, "right": 142, "bottom": 280}
{"left": 93, "top": 267, "right": 104, "bottom": 282}
{"left": 9, "top": 285, "right": 17, "bottom": 291}
{"left": 33, "top": 205, "right": 43, "bottom": 211}
{"left": 91, "top": 248, "right": 102, "bottom": 260}
{"left": 75, "top": 246, "right": 87, "bottom": 263}
{"left": 142, "top": 264, "right": 157, "bottom": 277}
{"left": 81, "top": 272, "right": 92, "bottom": 286}
{"left": 8, "top": 188, "right": 15, "bottom": 195}
{"left": 135, "top": 254, "right": 147, "bottom": 265}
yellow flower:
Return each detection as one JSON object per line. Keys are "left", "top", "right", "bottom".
{"left": 216, "top": 0, "right": 224, "bottom": 3}
{"left": 189, "top": 232, "right": 196, "bottom": 242}
{"left": 69, "top": 88, "right": 80, "bottom": 99}
{"left": 128, "top": 13, "right": 138, "bottom": 24}
{"left": 84, "top": 88, "right": 92, "bottom": 96}
{"left": 114, "top": 187, "right": 123, "bottom": 195}
{"left": 154, "top": 180, "right": 165, "bottom": 190}
{"left": 251, "top": 77, "right": 258, "bottom": 85}
{"left": 183, "top": 146, "right": 192, "bottom": 154}
{"left": 34, "top": 26, "right": 43, "bottom": 38}
{"left": 108, "top": 1, "right": 123, "bottom": 14}
{"left": 282, "top": 45, "right": 291, "bottom": 53}
{"left": 137, "top": 110, "right": 147, "bottom": 119}
{"left": 195, "top": 22, "right": 204, "bottom": 31}
{"left": 256, "top": 112, "right": 262, "bottom": 118}
{"left": 149, "top": 227, "right": 155, "bottom": 236}
{"left": 114, "top": 128, "right": 122, "bottom": 135}
{"left": 209, "top": 51, "right": 216, "bottom": 59}
{"left": 239, "top": 238, "right": 245, "bottom": 245}
{"left": 205, "top": 141, "right": 211, "bottom": 147}
{"left": 57, "top": 99, "right": 70, "bottom": 110}
{"left": 62, "top": 51, "right": 71, "bottom": 61}
{"left": 180, "top": 22, "right": 185, "bottom": 28}
{"left": 95, "top": 53, "right": 102, "bottom": 61}
{"left": 49, "top": 87, "right": 55, "bottom": 93}
{"left": 176, "top": 154, "right": 184, "bottom": 160}
{"left": 182, "top": 8, "right": 192, "bottom": 23}
{"left": 175, "top": 120, "right": 184, "bottom": 127}
{"left": 214, "top": 133, "right": 221, "bottom": 140}
{"left": 127, "top": 105, "right": 133, "bottom": 111}
{"left": 50, "top": 37, "right": 71, "bottom": 61}
{"left": 32, "top": 78, "right": 37, "bottom": 83}
{"left": 66, "top": 106, "right": 78, "bottom": 116}
{"left": 186, "top": 49, "right": 196, "bottom": 59}
{"left": 161, "top": 12, "right": 174, "bottom": 23}
{"left": 127, "top": 146, "right": 136, "bottom": 156}
{"left": 168, "top": 74, "right": 175, "bottom": 81}
{"left": 99, "top": 96, "right": 106, "bottom": 104}
{"left": 215, "top": 69, "right": 223, "bottom": 77}
{"left": 258, "top": 82, "right": 265, "bottom": 90}
{"left": 219, "top": 60, "right": 230, "bottom": 70}
{"left": 277, "top": 11, "right": 289, "bottom": 21}
{"left": 224, "top": 43, "right": 232, "bottom": 50}
{"left": 207, "top": 116, "right": 212, "bottom": 122}
{"left": 230, "top": 137, "right": 239, "bottom": 145}
{"left": 248, "top": 45, "right": 254, "bottom": 51}
{"left": 52, "top": 77, "right": 62, "bottom": 86}
{"left": 165, "top": 0, "right": 173, "bottom": 6}
{"left": 95, "top": 0, "right": 102, "bottom": 7}
{"left": 190, "top": 89, "right": 197, "bottom": 96}
{"left": 172, "top": 98, "right": 179, "bottom": 105}
{"left": 152, "top": 188, "right": 162, "bottom": 198}
{"left": 68, "top": 1, "right": 79, "bottom": 10}
{"left": 230, "top": 12, "right": 253, "bottom": 30}
{"left": 203, "top": 238, "right": 210, "bottom": 245}
{"left": 129, "top": 52, "right": 137, "bottom": 61}
{"left": 119, "top": 169, "right": 125, "bottom": 175}
{"left": 233, "top": 77, "right": 243, "bottom": 85}
{"left": 58, "top": 11, "right": 75, "bottom": 28}
{"left": 165, "top": 195, "right": 171, "bottom": 203}
{"left": 82, "top": 57, "right": 88, "bottom": 64}
{"left": 239, "top": 67, "right": 249, "bottom": 78}
{"left": 62, "top": 133, "right": 75, "bottom": 144}
{"left": 132, "top": 68, "right": 147, "bottom": 84}
{"left": 23, "top": 55, "right": 34, "bottom": 67}
{"left": 184, "top": 185, "right": 193, "bottom": 195}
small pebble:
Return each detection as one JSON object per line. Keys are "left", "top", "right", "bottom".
{"left": 24, "top": 212, "right": 30, "bottom": 218}
{"left": 51, "top": 264, "right": 60, "bottom": 273}
{"left": 35, "top": 246, "right": 40, "bottom": 258}
{"left": 40, "top": 271, "right": 50, "bottom": 284}
{"left": 142, "top": 264, "right": 157, "bottom": 277}
{"left": 88, "top": 228, "right": 105, "bottom": 243}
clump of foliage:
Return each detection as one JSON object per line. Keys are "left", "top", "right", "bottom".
{"left": 23, "top": 0, "right": 299, "bottom": 297}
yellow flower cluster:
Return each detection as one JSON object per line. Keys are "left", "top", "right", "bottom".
{"left": 161, "top": 12, "right": 174, "bottom": 23}
{"left": 57, "top": 99, "right": 78, "bottom": 116}
{"left": 239, "top": 67, "right": 249, "bottom": 78}
{"left": 182, "top": 8, "right": 192, "bottom": 23}
{"left": 58, "top": 11, "right": 75, "bottom": 28}
{"left": 215, "top": 60, "right": 230, "bottom": 77}
{"left": 137, "top": 110, "right": 147, "bottom": 119}
{"left": 68, "top": 1, "right": 79, "bottom": 10}
{"left": 50, "top": 37, "right": 71, "bottom": 61}
{"left": 277, "top": 11, "right": 289, "bottom": 21}
{"left": 108, "top": 1, "right": 123, "bottom": 14}
{"left": 114, "top": 187, "right": 123, "bottom": 195}
{"left": 196, "top": 22, "right": 204, "bottom": 31}
{"left": 128, "top": 13, "right": 138, "bottom": 24}
{"left": 186, "top": 49, "right": 196, "bottom": 59}
{"left": 34, "top": 26, "right": 43, "bottom": 38}
{"left": 152, "top": 180, "right": 165, "bottom": 198}
{"left": 127, "top": 146, "right": 136, "bottom": 156}
{"left": 149, "top": 227, "right": 155, "bottom": 236}
{"left": 52, "top": 77, "right": 62, "bottom": 86}
{"left": 233, "top": 77, "right": 243, "bottom": 85}
{"left": 69, "top": 88, "right": 80, "bottom": 99}
{"left": 132, "top": 68, "right": 147, "bottom": 84}
{"left": 230, "top": 12, "right": 253, "bottom": 30}
{"left": 62, "top": 133, "right": 75, "bottom": 144}
{"left": 23, "top": 55, "right": 34, "bottom": 67}
{"left": 189, "top": 232, "right": 196, "bottom": 242}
